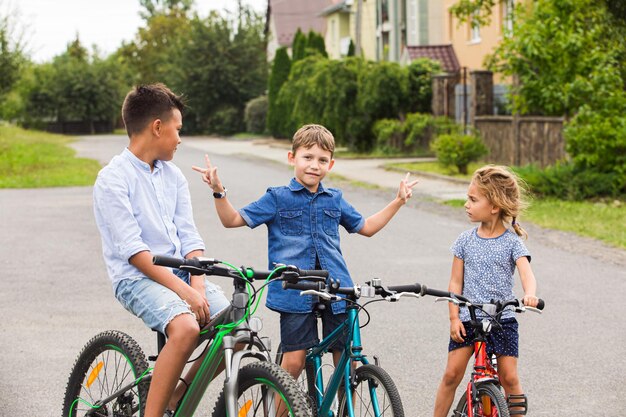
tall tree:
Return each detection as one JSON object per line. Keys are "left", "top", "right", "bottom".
{"left": 0, "top": 2, "right": 27, "bottom": 106}
{"left": 267, "top": 47, "right": 291, "bottom": 137}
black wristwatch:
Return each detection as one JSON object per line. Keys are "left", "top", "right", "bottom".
{"left": 213, "top": 188, "right": 227, "bottom": 199}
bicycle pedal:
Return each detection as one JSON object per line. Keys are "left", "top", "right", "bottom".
{"left": 507, "top": 393, "right": 528, "bottom": 415}
{"left": 148, "top": 354, "right": 158, "bottom": 361}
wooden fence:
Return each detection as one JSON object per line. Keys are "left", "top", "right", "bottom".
{"left": 474, "top": 115, "right": 565, "bottom": 167}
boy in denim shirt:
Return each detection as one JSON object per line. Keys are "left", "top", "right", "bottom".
{"left": 192, "top": 124, "right": 417, "bottom": 379}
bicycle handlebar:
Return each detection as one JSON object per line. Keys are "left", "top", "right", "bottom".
{"left": 282, "top": 277, "right": 424, "bottom": 300}
{"left": 152, "top": 255, "right": 274, "bottom": 281}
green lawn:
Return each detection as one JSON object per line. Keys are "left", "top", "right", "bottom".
{"left": 392, "top": 160, "right": 625, "bottom": 249}
{"left": 0, "top": 124, "right": 101, "bottom": 188}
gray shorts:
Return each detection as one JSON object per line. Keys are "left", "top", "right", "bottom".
{"left": 115, "top": 269, "right": 230, "bottom": 335}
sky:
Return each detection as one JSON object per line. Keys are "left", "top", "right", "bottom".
{"left": 7, "top": 0, "right": 267, "bottom": 63}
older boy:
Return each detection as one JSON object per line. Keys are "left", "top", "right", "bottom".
{"left": 93, "top": 83, "right": 229, "bottom": 417}
{"left": 192, "top": 123, "right": 418, "bottom": 379}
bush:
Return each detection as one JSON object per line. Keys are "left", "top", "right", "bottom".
{"left": 244, "top": 95, "right": 268, "bottom": 134}
{"left": 430, "top": 132, "right": 488, "bottom": 174}
{"left": 209, "top": 106, "right": 243, "bottom": 135}
{"left": 406, "top": 58, "right": 442, "bottom": 113}
{"left": 373, "top": 119, "right": 404, "bottom": 154}
{"left": 514, "top": 163, "right": 625, "bottom": 200}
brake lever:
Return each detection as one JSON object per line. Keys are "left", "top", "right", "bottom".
{"left": 300, "top": 290, "right": 339, "bottom": 301}
{"left": 386, "top": 292, "right": 422, "bottom": 302}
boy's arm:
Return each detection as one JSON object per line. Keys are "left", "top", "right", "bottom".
{"left": 192, "top": 154, "right": 246, "bottom": 228}
{"left": 357, "top": 173, "right": 418, "bottom": 237}
{"left": 516, "top": 256, "right": 539, "bottom": 307}
{"left": 129, "top": 250, "right": 211, "bottom": 326}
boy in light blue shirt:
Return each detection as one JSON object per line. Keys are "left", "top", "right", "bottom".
{"left": 192, "top": 124, "right": 418, "bottom": 381}
{"left": 93, "top": 83, "right": 229, "bottom": 417}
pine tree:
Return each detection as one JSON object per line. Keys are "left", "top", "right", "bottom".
{"left": 266, "top": 47, "right": 292, "bottom": 137}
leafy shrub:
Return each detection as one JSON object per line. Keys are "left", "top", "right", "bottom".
{"left": 267, "top": 47, "right": 292, "bottom": 138}
{"left": 209, "top": 106, "right": 242, "bottom": 135}
{"left": 430, "top": 132, "right": 488, "bottom": 174}
{"left": 514, "top": 163, "right": 625, "bottom": 200}
{"left": 373, "top": 119, "right": 404, "bottom": 154}
{"left": 406, "top": 58, "right": 442, "bottom": 113}
{"left": 244, "top": 95, "right": 268, "bottom": 134}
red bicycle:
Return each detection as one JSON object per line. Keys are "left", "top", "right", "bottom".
{"left": 421, "top": 287, "right": 544, "bottom": 417}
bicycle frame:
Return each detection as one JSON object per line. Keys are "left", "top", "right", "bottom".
{"left": 463, "top": 338, "right": 499, "bottom": 417}
{"left": 306, "top": 303, "right": 382, "bottom": 417}
{"left": 82, "top": 281, "right": 273, "bottom": 417}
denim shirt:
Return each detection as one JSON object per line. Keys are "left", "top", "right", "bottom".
{"left": 239, "top": 178, "right": 365, "bottom": 314}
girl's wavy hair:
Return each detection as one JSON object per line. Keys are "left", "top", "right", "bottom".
{"left": 471, "top": 165, "right": 530, "bottom": 238}
{"left": 291, "top": 124, "right": 335, "bottom": 157}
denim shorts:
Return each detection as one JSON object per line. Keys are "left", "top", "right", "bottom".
{"left": 448, "top": 318, "right": 519, "bottom": 357}
{"left": 115, "top": 269, "right": 230, "bottom": 335}
{"left": 279, "top": 310, "right": 348, "bottom": 352}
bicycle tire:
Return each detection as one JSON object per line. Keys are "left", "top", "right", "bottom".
{"left": 211, "top": 361, "right": 313, "bottom": 417}
{"left": 62, "top": 330, "right": 149, "bottom": 417}
{"left": 275, "top": 344, "right": 319, "bottom": 416}
{"left": 337, "top": 364, "right": 404, "bottom": 417}
{"left": 453, "top": 382, "right": 510, "bottom": 417}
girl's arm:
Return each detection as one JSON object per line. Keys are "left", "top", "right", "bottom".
{"left": 358, "top": 173, "right": 418, "bottom": 237}
{"left": 449, "top": 256, "right": 466, "bottom": 342}
{"left": 516, "top": 256, "right": 539, "bottom": 307}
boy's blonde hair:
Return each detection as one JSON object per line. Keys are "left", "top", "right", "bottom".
{"left": 471, "top": 165, "right": 529, "bottom": 238}
{"left": 292, "top": 124, "right": 335, "bottom": 157}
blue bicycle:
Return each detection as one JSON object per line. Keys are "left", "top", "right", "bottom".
{"left": 276, "top": 273, "right": 426, "bottom": 417}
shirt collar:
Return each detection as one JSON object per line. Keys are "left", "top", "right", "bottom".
{"left": 287, "top": 177, "right": 333, "bottom": 196}
{"left": 122, "top": 148, "right": 162, "bottom": 173}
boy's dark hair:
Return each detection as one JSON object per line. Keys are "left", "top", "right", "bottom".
{"left": 121, "top": 83, "right": 185, "bottom": 137}
{"left": 292, "top": 124, "right": 335, "bottom": 157}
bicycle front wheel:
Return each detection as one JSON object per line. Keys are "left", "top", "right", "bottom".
{"left": 62, "top": 330, "right": 149, "bottom": 417}
{"left": 453, "top": 382, "right": 510, "bottom": 417}
{"left": 212, "top": 361, "right": 312, "bottom": 417}
{"left": 337, "top": 364, "right": 404, "bottom": 417}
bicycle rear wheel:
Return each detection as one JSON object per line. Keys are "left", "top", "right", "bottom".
{"left": 337, "top": 364, "right": 404, "bottom": 417}
{"left": 62, "top": 330, "right": 149, "bottom": 417}
{"left": 212, "top": 361, "right": 312, "bottom": 417}
{"left": 453, "top": 382, "right": 510, "bottom": 417}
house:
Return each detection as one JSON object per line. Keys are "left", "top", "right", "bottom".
{"left": 266, "top": 0, "right": 333, "bottom": 61}
{"left": 319, "top": 0, "right": 378, "bottom": 61}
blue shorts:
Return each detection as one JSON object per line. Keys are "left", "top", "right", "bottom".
{"left": 115, "top": 269, "right": 230, "bottom": 335}
{"left": 448, "top": 318, "right": 519, "bottom": 357}
{"left": 280, "top": 310, "right": 348, "bottom": 352}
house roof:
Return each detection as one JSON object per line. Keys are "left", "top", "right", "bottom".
{"left": 405, "top": 44, "right": 461, "bottom": 73}
{"left": 270, "top": 0, "right": 333, "bottom": 47}
{"left": 319, "top": 0, "right": 351, "bottom": 16}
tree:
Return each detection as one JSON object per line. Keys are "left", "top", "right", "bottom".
{"left": 139, "top": 0, "right": 193, "bottom": 19}
{"left": 267, "top": 47, "right": 291, "bottom": 137}
{"left": 0, "top": 2, "right": 27, "bottom": 108}
{"left": 291, "top": 29, "right": 306, "bottom": 62}
{"left": 487, "top": 0, "right": 626, "bottom": 117}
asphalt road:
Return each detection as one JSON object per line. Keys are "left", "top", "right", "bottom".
{"left": 1, "top": 135, "right": 625, "bottom": 416}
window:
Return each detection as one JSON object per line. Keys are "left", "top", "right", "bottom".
{"left": 501, "top": 0, "right": 514, "bottom": 35}
{"left": 469, "top": 13, "right": 481, "bottom": 43}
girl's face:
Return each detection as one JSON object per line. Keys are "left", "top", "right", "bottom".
{"left": 288, "top": 144, "right": 334, "bottom": 193}
{"left": 464, "top": 181, "right": 499, "bottom": 223}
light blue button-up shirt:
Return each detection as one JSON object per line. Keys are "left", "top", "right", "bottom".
{"left": 93, "top": 148, "right": 205, "bottom": 292}
{"left": 240, "top": 178, "right": 365, "bottom": 314}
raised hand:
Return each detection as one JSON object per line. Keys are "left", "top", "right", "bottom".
{"left": 397, "top": 172, "right": 419, "bottom": 203}
{"left": 192, "top": 154, "right": 223, "bottom": 193}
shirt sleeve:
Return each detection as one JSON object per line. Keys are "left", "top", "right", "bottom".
{"left": 511, "top": 234, "right": 531, "bottom": 263}
{"left": 239, "top": 189, "right": 277, "bottom": 229}
{"left": 173, "top": 169, "right": 205, "bottom": 257}
{"left": 450, "top": 231, "right": 467, "bottom": 260}
{"left": 339, "top": 196, "right": 365, "bottom": 233}
{"left": 93, "top": 172, "right": 149, "bottom": 261}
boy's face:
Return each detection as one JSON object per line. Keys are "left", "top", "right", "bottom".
{"left": 288, "top": 144, "right": 334, "bottom": 193}
{"left": 154, "top": 108, "right": 182, "bottom": 161}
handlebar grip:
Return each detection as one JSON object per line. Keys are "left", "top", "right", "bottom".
{"left": 422, "top": 286, "right": 451, "bottom": 298}
{"left": 387, "top": 283, "right": 422, "bottom": 294}
{"left": 298, "top": 269, "right": 329, "bottom": 278}
{"left": 282, "top": 281, "right": 323, "bottom": 291}
{"left": 536, "top": 299, "right": 545, "bottom": 310}
{"left": 153, "top": 255, "right": 186, "bottom": 268}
